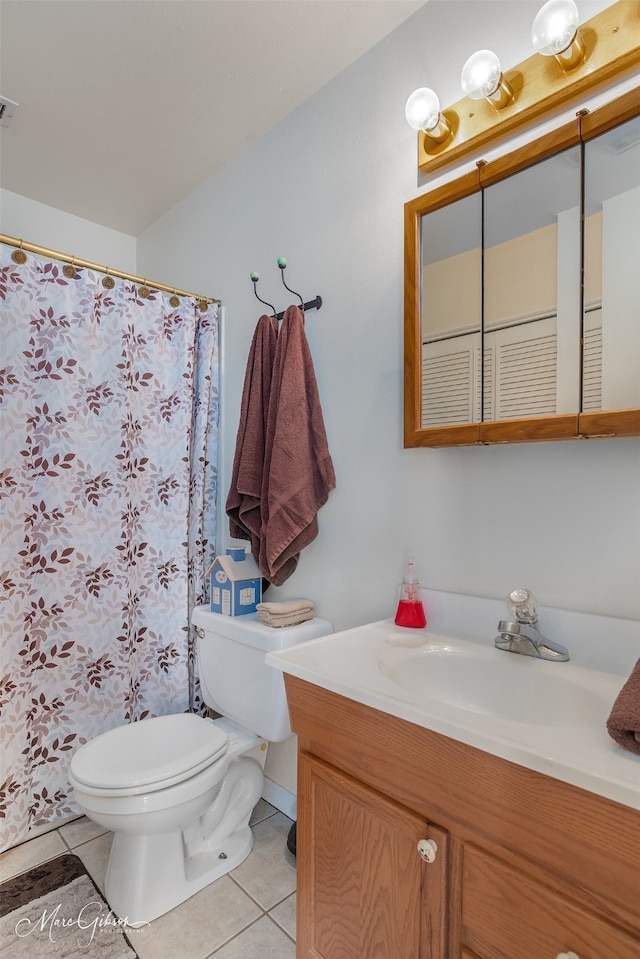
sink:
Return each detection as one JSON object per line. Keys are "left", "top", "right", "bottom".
{"left": 267, "top": 614, "right": 640, "bottom": 810}
{"left": 378, "top": 638, "right": 609, "bottom": 727}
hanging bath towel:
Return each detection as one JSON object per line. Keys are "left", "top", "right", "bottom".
{"left": 260, "top": 305, "right": 336, "bottom": 585}
{"left": 226, "top": 314, "right": 279, "bottom": 563}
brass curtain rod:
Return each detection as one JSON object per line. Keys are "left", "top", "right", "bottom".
{"left": 1, "top": 233, "right": 221, "bottom": 306}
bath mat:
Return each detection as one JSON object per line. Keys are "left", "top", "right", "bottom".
{"left": 0, "top": 853, "right": 139, "bottom": 957}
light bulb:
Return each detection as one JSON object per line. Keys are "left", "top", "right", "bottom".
{"left": 532, "top": 0, "right": 584, "bottom": 68}
{"left": 405, "top": 87, "right": 442, "bottom": 132}
{"left": 461, "top": 50, "right": 502, "bottom": 100}
{"left": 460, "top": 50, "right": 513, "bottom": 108}
{"left": 405, "top": 87, "right": 452, "bottom": 144}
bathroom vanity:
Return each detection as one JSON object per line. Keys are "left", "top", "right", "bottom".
{"left": 267, "top": 615, "right": 640, "bottom": 959}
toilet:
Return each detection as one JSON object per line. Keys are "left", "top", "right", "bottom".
{"left": 69, "top": 605, "right": 332, "bottom": 925}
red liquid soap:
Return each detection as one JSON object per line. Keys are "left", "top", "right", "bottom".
{"left": 395, "top": 598, "right": 427, "bottom": 628}
{"left": 394, "top": 557, "right": 427, "bottom": 628}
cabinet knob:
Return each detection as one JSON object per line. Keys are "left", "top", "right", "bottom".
{"left": 417, "top": 838, "right": 438, "bottom": 863}
{"left": 556, "top": 953, "right": 580, "bottom": 959}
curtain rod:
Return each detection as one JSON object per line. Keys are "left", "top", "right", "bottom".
{"left": 1, "top": 233, "right": 221, "bottom": 307}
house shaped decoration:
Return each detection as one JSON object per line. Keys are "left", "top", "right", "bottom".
{"left": 206, "top": 547, "right": 262, "bottom": 616}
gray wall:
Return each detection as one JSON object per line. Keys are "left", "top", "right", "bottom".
{"left": 138, "top": 0, "right": 640, "bottom": 630}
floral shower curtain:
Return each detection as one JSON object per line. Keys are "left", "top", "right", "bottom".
{"left": 0, "top": 243, "right": 219, "bottom": 850}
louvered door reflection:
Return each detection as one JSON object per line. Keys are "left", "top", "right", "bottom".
{"left": 421, "top": 333, "right": 481, "bottom": 427}
{"left": 583, "top": 305, "right": 603, "bottom": 412}
{"left": 485, "top": 317, "right": 558, "bottom": 420}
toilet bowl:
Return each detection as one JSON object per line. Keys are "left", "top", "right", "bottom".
{"left": 69, "top": 606, "right": 333, "bottom": 925}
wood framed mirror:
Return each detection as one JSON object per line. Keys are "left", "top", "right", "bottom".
{"left": 404, "top": 86, "right": 640, "bottom": 448}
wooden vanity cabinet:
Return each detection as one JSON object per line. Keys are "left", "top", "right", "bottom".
{"left": 285, "top": 675, "right": 640, "bottom": 959}
{"left": 298, "top": 754, "right": 448, "bottom": 958}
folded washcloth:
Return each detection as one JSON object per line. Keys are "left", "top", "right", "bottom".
{"left": 257, "top": 599, "right": 315, "bottom": 616}
{"left": 257, "top": 600, "right": 316, "bottom": 628}
{"left": 606, "top": 659, "right": 640, "bottom": 756}
{"left": 257, "top": 608, "right": 315, "bottom": 628}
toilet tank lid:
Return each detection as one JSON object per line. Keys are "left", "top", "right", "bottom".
{"left": 71, "top": 714, "right": 228, "bottom": 790}
{"left": 192, "top": 605, "right": 333, "bottom": 652}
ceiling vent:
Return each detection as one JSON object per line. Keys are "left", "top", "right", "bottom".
{"left": 0, "top": 97, "right": 19, "bottom": 127}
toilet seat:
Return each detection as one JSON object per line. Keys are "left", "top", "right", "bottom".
{"left": 70, "top": 713, "right": 228, "bottom": 797}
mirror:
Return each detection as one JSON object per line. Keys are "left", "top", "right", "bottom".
{"left": 583, "top": 111, "right": 640, "bottom": 415}
{"left": 405, "top": 87, "right": 640, "bottom": 447}
{"left": 421, "top": 192, "right": 482, "bottom": 428}
{"left": 482, "top": 144, "right": 581, "bottom": 424}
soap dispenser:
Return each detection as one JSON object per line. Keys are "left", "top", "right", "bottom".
{"left": 394, "top": 557, "right": 427, "bottom": 628}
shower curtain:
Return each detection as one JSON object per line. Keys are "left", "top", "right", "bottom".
{"left": 0, "top": 244, "right": 219, "bottom": 850}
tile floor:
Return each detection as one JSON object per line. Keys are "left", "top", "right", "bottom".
{"left": 0, "top": 800, "right": 296, "bottom": 958}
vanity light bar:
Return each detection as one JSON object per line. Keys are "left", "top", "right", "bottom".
{"left": 412, "top": 1, "right": 640, "bottom": 174}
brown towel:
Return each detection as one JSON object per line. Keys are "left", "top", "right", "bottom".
{"left": 260, "top": 305, "right": 335, "bottom": 585}
{"left": 606, "top": 659, "right": 640, "bottom": 756}
{"left": 226, "top": 314, "right": 278, "bottom": 562}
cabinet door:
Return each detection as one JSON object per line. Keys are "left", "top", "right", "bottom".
{"left": 297, "top": 752, "right": 447, "bottom": 959}
{"left": 461, "top": 845, "right": 640, "bottom": 959}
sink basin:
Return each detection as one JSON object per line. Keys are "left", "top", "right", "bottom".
{"left": 378, "top": 639, "right": 609, "bottom": 727}
{"left": 267, "top": 615, "right": 639, "bottom": 810}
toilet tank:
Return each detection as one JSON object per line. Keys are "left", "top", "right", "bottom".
{"left": 191, "top": 605, "right": 333, "bottom": 742}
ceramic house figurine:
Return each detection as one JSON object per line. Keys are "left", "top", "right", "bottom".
{"left": 207, "top": 547, "right": 262, "bottom": 616}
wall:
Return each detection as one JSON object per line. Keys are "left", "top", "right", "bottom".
{"left": 139, "top": 0, "right": 639, "bottom": 632}
{"left": 0, "top": 189, "right": 136, "bottom": 273}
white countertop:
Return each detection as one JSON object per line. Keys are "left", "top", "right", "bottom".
{"left": 267, "top": 616, "right": 640, "bottom": 811}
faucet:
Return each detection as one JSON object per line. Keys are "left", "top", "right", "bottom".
{"left": 495, "top": 588, "right": 569, "bottom": 662}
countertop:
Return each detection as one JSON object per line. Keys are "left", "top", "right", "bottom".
{"left": 267, "top": 616, "right": 640, "bottom": 811}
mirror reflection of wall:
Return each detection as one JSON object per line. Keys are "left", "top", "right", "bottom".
{"left": 483, "top": 146, "right": 581, "bottom": 422}
{"left": 584, "top": 113, "right": 640, "bottom": 412}
{"left": 421, "top": 193, "right": 481, "bottom": 428}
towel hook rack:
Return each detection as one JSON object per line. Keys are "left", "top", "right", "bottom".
{"left": 276, "top": 257, "right": 322, "bottom": 318}
{"left": 277, "top": 257, "right": 304, "bottom": 310}
{"left": 250, "top": 272, "right": 277, "bottom": 317}
{"left": 250, "top": 261, "right": 323, "bottom": 320}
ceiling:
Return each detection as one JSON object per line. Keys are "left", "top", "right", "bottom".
{"left": 0, "top": 0, "right": 425, "bottom": 236}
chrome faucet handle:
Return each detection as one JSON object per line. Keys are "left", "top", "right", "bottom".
{"left": 506, "top": 587, "right": 538, "bottom": 626}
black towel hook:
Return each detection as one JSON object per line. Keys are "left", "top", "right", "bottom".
{"left": 250, "top": 272, "right": 277, "bottom": 317}
{"left": 277, "top": 257, "right": 305, "bottom": 310}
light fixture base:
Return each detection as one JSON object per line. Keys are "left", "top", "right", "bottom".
{"left": 553, "top": 31, "right": 586, "bottom": 70}
{"left": 487, "top": 76, "right": 514, "bottom": 110}
{"left": 425, "top": 113, "right": 452, "bottom": 145}
{"left": 416, "top": 1, "right": 640, "bottom": 174}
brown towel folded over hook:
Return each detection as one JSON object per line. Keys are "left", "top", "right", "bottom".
{"left": 226, "top": 314, "right": 279, "bottom": 563}
{"left": 260, "top": 305, "right": 335, "bottom": 586}
{"left": 606, "top": 658, "right": 640, "bottom": 756}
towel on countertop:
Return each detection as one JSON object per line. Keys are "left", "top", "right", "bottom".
{"left": 259, "top": 305, "right": 335, "bottom": 586}
{"left": 257, "top": 599, "right": 315, "bottom": 628}
{"left": 606, "top": 658, "right": 640, "bottom": 756}
{"left": 226, "top": 314, "right": 279, "bottom": 563}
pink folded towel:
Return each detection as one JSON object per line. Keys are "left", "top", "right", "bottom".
{"left": 226, "top": 315, "right": 278, "bottom": 562}
{"left": 606, "top": 659, "right": 640, "bottom": 756}
{"left": 259, "top": 305, "right": 335, "bottom": 585}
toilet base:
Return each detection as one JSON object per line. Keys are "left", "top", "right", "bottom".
{"left": 103, "top": 755, "right": 264, "bottom": 926}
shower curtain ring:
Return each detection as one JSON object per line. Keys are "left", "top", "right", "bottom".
{"left": 12, "top": 239, "right": 27, "bottom": 265}
{"left": 64, "top": 256, "right": 78, "bottom": 279}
